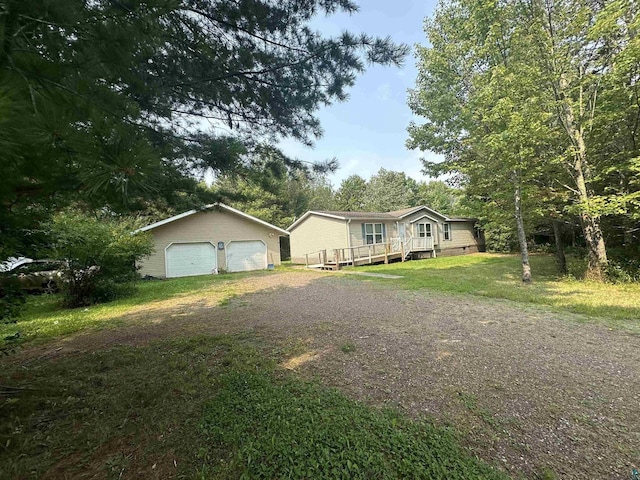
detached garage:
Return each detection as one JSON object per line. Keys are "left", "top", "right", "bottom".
{"left": 136, "top": 204, "right": 288, "bottom": 278}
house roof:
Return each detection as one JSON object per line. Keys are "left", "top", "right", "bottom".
{"left": 315, "top": 210, "right": 399, "bottom": 220}
{"left": 446, "top": 217, "right": 478, "bottom": 222}
{"left": 386, "top": 206, "right": 424, "bottom": 217}
{"left": 287, "top": 206, "right": 477, "bottom": 231}
{"left": 135, "top": 203, "right": 289, "bottom": 235}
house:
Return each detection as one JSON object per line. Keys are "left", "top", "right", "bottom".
{"left": 136, "top": 204, "right": 288, "bottom": 278}
{"left": 287, "top": 205, "right": 484, "bottom": 266}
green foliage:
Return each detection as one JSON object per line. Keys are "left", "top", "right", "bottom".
{"left": 360, "top": 254, "right": 640, "bottom": 332}
{"left": 47, "top": 211, "right": 153, "bottom": 307}
{"left": 0, "top": 277, "right": 26, "bottom": 324}
{"left": 212, "top": 158, "right": 336, "bottom": 229}
{"left": 334, "top": 169, "right": 465, "bottom": 215}
{"left": 416, "top": 181, "right": 463, "bottom": 215}
{"left": 0, "top": 0, "right": 408, "bottom": 258}
{"left": 605, "top": 261, "right": 640, "bottom": 284}
{"left": 199, "top": 371, "right": 507, "bottom": 479}
{"left": 363, "top": 168, "right": 420, "bottom": 211}
{"left": 340, "top": 342, "right": 356, "bottom": 353}
{"left": 408, "top": 0, "right": 640, "bottom": 276}
{"left": 335, "top": 174, "right": 368, "bottom": 211}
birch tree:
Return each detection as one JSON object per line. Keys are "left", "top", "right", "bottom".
{"left": 410, "top": 0, "right": 640, "bottom": 280}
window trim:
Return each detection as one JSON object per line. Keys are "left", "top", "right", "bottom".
{"left": 364, "top": 222, "right": 385, "bottom": 245}
{"left": 416, "top": 222, "right": 432, "bottom": 238}
{"left": 443, "top": 223, "right": 451, "bottom": 241}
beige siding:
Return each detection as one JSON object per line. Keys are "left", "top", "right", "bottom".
{"left": 348, "top": 221, "right": 397, "bottom": 247}
{"left": 403, "top": 209, "right": 446, "bottom": 246}
{"left": 138, "top": 210, "right": 282, "bottom": 278}
{"left": 439, "top": 221, "right": 479, "bottom": 250}
{"left": 289, "top": 215, "right": 348, "bottom": 264}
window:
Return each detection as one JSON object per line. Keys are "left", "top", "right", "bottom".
{"left": 443, "top": 223, "right": 451, "bottom": 241}
{"left": 416, "top": 223, "right": 432, "bottom": 238}
{"left": 364, "top": 223, "right": 384, "bottom": 244}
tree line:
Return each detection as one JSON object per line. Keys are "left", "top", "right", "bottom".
{"left": 407, "top": 0, "right": 639, "bottom": 282}
{"left": 210, "top": 167, "right": 466, "bottom": 229}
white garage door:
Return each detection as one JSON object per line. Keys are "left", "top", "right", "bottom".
{"left": 165, "top": 242, "right": 217, "bottom": 278}
{"left": 226, "top": 240, "right": 267, "bottom": 272}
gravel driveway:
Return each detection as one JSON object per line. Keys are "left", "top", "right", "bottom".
{"left": 18, "top": 270, "right": 640, "bottom": 479}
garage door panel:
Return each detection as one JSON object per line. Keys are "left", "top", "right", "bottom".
{"left": 166, "top": 242, "right": 217, "bottom": 278}
{"left": 226, "top": 240, "right": 266, "bottom": 272}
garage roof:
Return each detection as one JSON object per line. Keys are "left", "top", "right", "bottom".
{"left": 136, "top": 203, "right": 289, "bottom": 235}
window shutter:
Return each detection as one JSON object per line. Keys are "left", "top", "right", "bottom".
{"left": 361, "top": 223, "right": 366, "bottom": 242}
{"left": 382, "top": 224, "right": 386, "bottom": 240}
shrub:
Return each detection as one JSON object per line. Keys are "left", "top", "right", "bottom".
{"left": 48, "top": 211, "right": 154, "bottom": 307}
{"left": 605, "top": 261, "right": 639, "bottom": 284}
{"left": 0, "top": 277, "right": 26, "bottom": 324}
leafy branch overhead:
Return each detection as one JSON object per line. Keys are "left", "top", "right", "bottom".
{"left": 0, "top": 0, "right": 408, "bottom": 257}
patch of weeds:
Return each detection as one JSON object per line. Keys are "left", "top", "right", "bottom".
{"left": 271, "top": 337, "right": 311, "bottom": 360}
{"left": 573, "top": 413, "right": 597, "bottom": 427}
{"left": 218, "top": 293, "right": 238, "bottom": 307}
{"left": 340, "top": 342, "right": 356, "bottom": 353}
{"left": 536, "top": 466, "right": 557, "bottom": 480}
{"left": 199, "top": 371, "right": 509, "bottom": 479}
{"left": 457, "top": 391, "right": 502, "bottom": 430}
{"left": 313, "top": 321, "right": 333, "bottom": 333}
{"left": 105, "top": 453, "right": 131, "bottom": 479}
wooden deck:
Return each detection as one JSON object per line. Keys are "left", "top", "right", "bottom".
{"left": 305, "top": 237, "right": 434, "bottom": 270}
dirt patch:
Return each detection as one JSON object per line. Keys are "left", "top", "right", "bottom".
{"left": 5, "top": 270, "right": 640, "bottom": 479}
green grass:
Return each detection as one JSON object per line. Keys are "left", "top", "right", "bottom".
{"left": 1, "top": 335, "right": 508, "bottom": 479}
{"left": 0, "top": 270, "right": 274, "bottom": 349}
{"left": 358, "top": 253, "right": 640, "bottom": 332}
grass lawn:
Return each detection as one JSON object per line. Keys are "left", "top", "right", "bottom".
{"left": 0, "top": 270, "right": 274, "bottom": 349}
{"left": 358, "top": 253, "right": 640, "bottom": 333}
{"left": 0, "top": 334, "right": 509, "bottom": 479}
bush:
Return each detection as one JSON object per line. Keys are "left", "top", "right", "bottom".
{"left": 484, "top": 224, "right": 519, "bottom": 253}
{"left": 0, "top": 277, "right": 26, "bottom": 324}
{"left": 48, "top": 211, "right": 154, "bottom": 307}
{"left": 605, "top": 261, "right": 639, "bottom": 284}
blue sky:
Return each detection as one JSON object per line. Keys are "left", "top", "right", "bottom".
{"left": 278, "top": 0, "right": 442, "bottom": 187}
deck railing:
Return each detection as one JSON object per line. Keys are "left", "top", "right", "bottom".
{"left": 409, "top": 236, "right": 434, "bottom": 251}
{"left": 336, "top": 243, "right": 389, "bottom": 264}
{"left": 305, "top": 236, "right": 434, "bottom": 268}
{"left": 305, "top": 249, "right": 328, "bottom": 266}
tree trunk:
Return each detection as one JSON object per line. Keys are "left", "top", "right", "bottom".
{"left": 571, "top": 130, "right": 608, "bottom": 280}
{"left": 553, "top": 75, "right": 608, "bottom": 280}
{"left": 536, "top": 7, "right": 609, "bottom": 280}
{"left": 514, "top": 184, "right": 532, "bottom": 283}
{"left": 551, "top": 219, "right": 567, "bottom": 275}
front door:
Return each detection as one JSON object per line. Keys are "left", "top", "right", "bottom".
{"left": 398, "top": 222, "right": 407, "bottom": 240}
